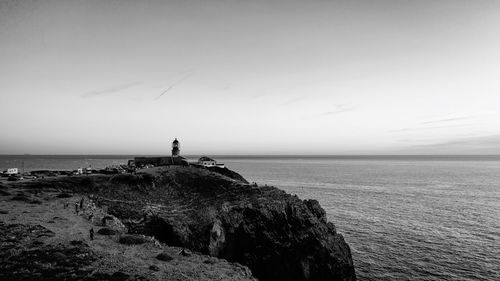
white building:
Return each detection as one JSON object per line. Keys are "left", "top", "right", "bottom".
{"left": 5, "top": 168, "right": 18, "bottom": 175}
{"left": 198, "top": 156, "right": 224, "bottom": 168}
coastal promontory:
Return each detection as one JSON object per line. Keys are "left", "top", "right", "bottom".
{"left": 1, "top": 166, "right": 355, "bottom": 281}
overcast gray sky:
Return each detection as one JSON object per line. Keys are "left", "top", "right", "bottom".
{"left": 1, "top": 0, "right": 500, "bottom": 155}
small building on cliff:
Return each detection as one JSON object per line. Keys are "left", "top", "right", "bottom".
{"left": 2, "top": 168, "right": 19, "bottom": 175}
{"left": 198, "top": 156, "right": 224, "bottom": 168}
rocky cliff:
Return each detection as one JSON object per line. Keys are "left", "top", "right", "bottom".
{"left": 1, "top": 181, "right": 255, "bottom": 281}
{"left": 16, "top": 166, "right": 356, "bottom": 281}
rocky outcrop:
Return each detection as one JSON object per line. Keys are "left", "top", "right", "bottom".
{"left": 15, "top": 166, "right": 356, "bottom": 281}
{"left": 207, "top": 166, "right": 249, "bottom": 183}
{"left": 198, "top": 197, "right": 354, "bottom": 281}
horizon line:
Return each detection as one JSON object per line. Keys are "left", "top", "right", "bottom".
{"left": 2, "top": 154, "right": 500, "bottom": 157}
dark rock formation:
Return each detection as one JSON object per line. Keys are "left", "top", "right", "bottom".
{"left": 98, "top": 227, "right": 117, "bottom": 235}
{"left": 118, "top": 235, "right": 150, "bottom": 245}
{"left": 207, "top": 166, "right": 249, "bottom": 183}
{"left": 15, "top": 166, "right": 356, "bottom": 281}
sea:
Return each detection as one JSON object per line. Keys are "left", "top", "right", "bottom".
{"left": 1, "top": 155, "right": 499, "bottom": 281}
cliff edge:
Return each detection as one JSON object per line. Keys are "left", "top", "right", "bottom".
{"left": 14, "top": 166, "right": 356, "bottom": 281}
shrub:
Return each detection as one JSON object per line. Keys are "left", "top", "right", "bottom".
{"left": 118, "top": 235, "right": 149, "bottom": 245}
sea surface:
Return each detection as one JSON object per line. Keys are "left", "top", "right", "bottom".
{"left": 1, "top": 155, "right": 499, "bottom": 281}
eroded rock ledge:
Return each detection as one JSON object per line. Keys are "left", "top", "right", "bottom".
{"left": 16, "top": 166, "right": 356, "bottom": 281}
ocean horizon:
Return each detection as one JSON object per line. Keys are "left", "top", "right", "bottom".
{"left": 3, "top": 154, "right": 500, "bottom": 173}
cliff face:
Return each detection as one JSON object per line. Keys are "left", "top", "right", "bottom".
{"left": 18, "top": 166, "right": 356, "bottom": 281}
{"left": 202, "top": 196, "right": 355, "bottom": 281}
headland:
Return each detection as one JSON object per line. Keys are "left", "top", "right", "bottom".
{"left": 0, "top": 165, "right": 355, "bottom": 281}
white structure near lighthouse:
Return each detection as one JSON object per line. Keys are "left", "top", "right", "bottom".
{"left": 198, "top": 156, "right": 224, "bottom": 168}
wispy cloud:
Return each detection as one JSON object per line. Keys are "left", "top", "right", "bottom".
{"left": 82, "top": 82, "right": 140, "bottom": 98}
{"left": 155, "top": 71, "right": 194, "bottom": 100}
{"left": 409, "top": 135, "right": 500, "bottom": 152}
{"left": 421, "top": 116, "right": 475, "bottom": 125}
{"left": 389, "top": 115, "right": 475, "bottom": 133}
{"left": 321, "top": 104, "right": 354, "bottom": 115}
{"left": 388, "top": 124, "right": 468, "bottom": 133}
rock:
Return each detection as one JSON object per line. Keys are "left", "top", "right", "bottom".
{"left": 12, "top": 166, "right": 356, "bottom": 281}
{"left": 207, "top": 166, "right": 249, "bottom": 183}
{"left": 179, "top": 249, "right": 191, "bottom": 256}
{"left": 143, "top": 168, "right": 355, "bottom": 281}
{"left": 149, "top": 265, "right": 160, "bottom": 271}
{"left": 97, "top": 227, "right": 117, "bottom": 235}
{"left": 304, "top": 199, "right": 328, "bottom": 223}
{"left": 103, "top": 215, "right": 114, "bottom": 221}
{"left": 118, "top": 235, "right": 149, "bottom": 245}
{"left": 156, "top": 252, "right": 174, "bottom": 261}
{"left": 209, "top": 219, "right": 226, "bottom": 256}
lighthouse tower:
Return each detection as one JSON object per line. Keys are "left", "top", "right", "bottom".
{"left": 172, "top": 138, "right": 180, "bottom": 157}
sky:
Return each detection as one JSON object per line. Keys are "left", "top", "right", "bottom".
{"left": 1, "top": 0, "right": 500, "bottom": 155}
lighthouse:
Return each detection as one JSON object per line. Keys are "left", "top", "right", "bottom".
{"left": 172, "top": 138, "right": 180, "bottom": 157}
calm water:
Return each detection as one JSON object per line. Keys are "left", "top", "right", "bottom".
{"left": 1, "top": 155, "right": 499, "bottom": 280}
